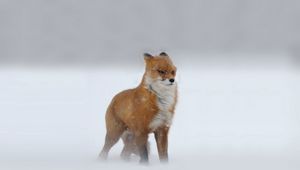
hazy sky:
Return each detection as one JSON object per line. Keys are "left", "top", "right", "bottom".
{"left": 1, "top": 0, "right": 300, "bottom": 66}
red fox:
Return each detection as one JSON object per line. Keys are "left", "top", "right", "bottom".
{"left": 99, "top": 52, "right": 177, "bottom": 163}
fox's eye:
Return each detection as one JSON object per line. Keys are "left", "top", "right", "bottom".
{"left": 157, "top": 70, "right": 166, "bottom": 74}
{"left": 171, "top": 70, "right": 175, "bottom": 75}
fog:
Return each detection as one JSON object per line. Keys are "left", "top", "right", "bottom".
{"left": 1, "top": 0, "right": 300, "bottom": 169}
{"left": 1, "top": 67, "right": 300, "bottom": 170}
{"left": 1, "top": 0, "right": 300, "bottom": 66}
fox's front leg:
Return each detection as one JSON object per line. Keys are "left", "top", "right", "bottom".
{"left": 154, "top": 127, "right": 169, "bottom": 162}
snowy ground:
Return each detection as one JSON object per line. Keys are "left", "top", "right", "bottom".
{"left": 0, "top": 65, "right": 300, "bottom": 170}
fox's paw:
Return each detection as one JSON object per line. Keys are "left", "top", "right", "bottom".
{"left": 98, "top": 151, "right": 108, "bottom": 161}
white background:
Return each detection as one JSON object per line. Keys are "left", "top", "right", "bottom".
{"left": 1, "top": 0, "right": 300, "bottom": 169}
{"left": 1, "top": 58, "right": 299, "bottom": 169}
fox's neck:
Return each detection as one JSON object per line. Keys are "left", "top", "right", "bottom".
{"left": 139, "top": 73, "right": 153, "bottom": 92}
{"left": 140, "top": 73, "right": 176, "bottom": 99}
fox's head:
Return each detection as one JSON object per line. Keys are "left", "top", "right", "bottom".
{"left": 143, "top": 52, "right": 177, "bottom": 89}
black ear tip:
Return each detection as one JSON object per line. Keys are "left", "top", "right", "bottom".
{"left": 160, "top": 52, "right": 168, "bottom": 56}
{"left": 144, "top": 53, "right": 152, "bottom": 57}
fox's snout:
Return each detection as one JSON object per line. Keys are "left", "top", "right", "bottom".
{"left": 161, "top": 78, "right": 175, "bottom": 86}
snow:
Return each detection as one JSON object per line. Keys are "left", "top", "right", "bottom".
{"left": 0, "top": 66, "right": 300, "bottom": 170}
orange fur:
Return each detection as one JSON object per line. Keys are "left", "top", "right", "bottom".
{"left": 99, "top": 52, "right": 177, "bottom": 163}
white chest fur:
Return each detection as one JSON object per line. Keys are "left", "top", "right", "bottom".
{"left": 146, "top": 77, "right": 177, "bottom": 131}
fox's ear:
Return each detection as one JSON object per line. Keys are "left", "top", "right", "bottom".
{"left": 144, "top": 53, "right": 153, "bottom": 61}
{"left": 159, "top": 52, "right": 168, "bottom": 56}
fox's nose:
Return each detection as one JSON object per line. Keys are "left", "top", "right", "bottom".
{"left": 169, "top": 78, "right": 175, "bottom": 83}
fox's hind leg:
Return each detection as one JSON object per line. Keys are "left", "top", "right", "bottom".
{"left": 120, "top": 130, "right": 136, "bottom": 160}
{"left": 99, "top": 111, "right": 125, "bottom": 160}
{"left": 135, "top": 132, "right": 149, "bottom": 163}
{"left": 121, "top": 130, "right": 151, "bottom": 161}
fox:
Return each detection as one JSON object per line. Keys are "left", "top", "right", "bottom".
{"left": 99, "top": 52, "right": 177, "bottom": 164}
